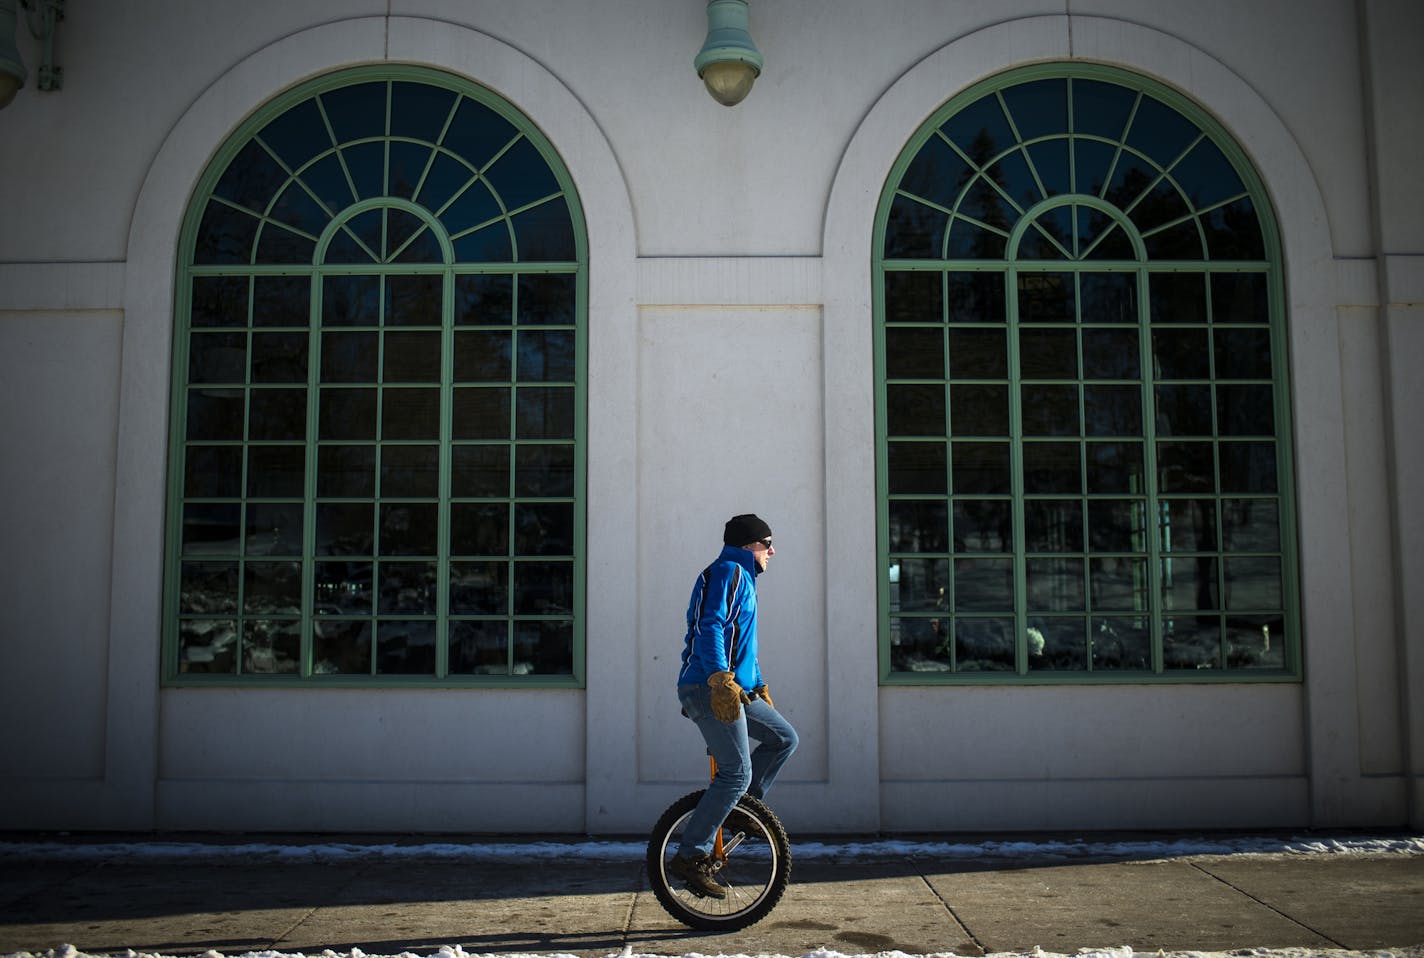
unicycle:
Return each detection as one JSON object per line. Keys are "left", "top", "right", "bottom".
{"left": 646, "top": 757, "right": 792, "bottom": 930}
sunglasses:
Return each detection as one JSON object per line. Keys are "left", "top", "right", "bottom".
{"left": 756, "top": 537, "right": 773, "bottom": 548}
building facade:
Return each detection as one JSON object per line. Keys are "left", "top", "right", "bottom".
{"left": 1, "top": 0, "right": 1420, "bottom": 834}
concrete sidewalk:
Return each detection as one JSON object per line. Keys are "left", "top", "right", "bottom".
{"left": 2, "top": 839, "right": 1422, "bottom": 957}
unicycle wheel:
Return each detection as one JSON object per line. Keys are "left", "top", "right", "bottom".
{"left": 646, "top": 790, "right": 791, "bottom": 930}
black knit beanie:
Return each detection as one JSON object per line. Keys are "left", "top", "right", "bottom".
{"left": 723, "top": 513, "right": 773, "bottom": 546}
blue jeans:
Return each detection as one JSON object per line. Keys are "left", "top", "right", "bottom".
{"left": 675, "top": 683, "right": 798, "bottom": 858}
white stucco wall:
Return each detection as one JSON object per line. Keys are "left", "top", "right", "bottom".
{"left": 0, "top": 0, "right": 1418, "bottom": 831}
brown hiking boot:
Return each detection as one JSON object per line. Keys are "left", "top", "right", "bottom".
{"left": 669, "top": 852, "right": 727, "bottom": 899}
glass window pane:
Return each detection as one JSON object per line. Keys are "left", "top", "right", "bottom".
{"left": 314, "top": 560, "right": 373, "bottom": 614}
{"left": 378, "top": 561, "right": 437, "bottom": 614}
{"left": 887, "top": 384, "right": 946, "bottom": 436}
{"left": 1160, "top": 499, "right": 1218, "bottom": 552}
{"left": 379, "top": 502, "right": 438, "bottom": 555}
{"left": 954, "top": 617, "right": 1015, "bottom": 671}
{"left": 313, "top": 620, "right": 373, "bottom": 675}
{"left": 1088, "top": 499, "right": 1145, "bottom": 552}
{"left": 1217, "top": 383, "right": 1274, "bottom": 436}
{"left": 1079, "top": 272, "right": 1137, "bottom": 324}
{"left": 451, "top": 502, "right": 509, "bottom": 555}
{"left": 947, "top": 328, "right": 1007, "bottom": 378}
{"left": 179, "top": 619, "right": 238, "bottom": 673}
{"left": 953, "top": 499, "right": 1013, "bottom": 552}
{"left": 949, "top": 384, "right": 1008, "bottom": 436}
{"left": 192, "top": 275, "right": 249, "bottom": 327}
{"left": 1211, "top": 273, "right": 1268, "bottom": 324}
{"left": 180, "top": 561, "right": 239, "bottom": 615}
{"left": 515, "top": 386, "right": 575, "bottom": 439}
{"left": 1219, "top": 441, "right": 1277, "bottom": 493}
{"left": 1157, "top": 440, "right": 1215, "bottom": 493}
{"left": 1213, "top": 327, "right": 1272, "bottom": 379}
{"left": 244, "top": 560, "right": 302, "bottom": 615}
{"left": 248, "top": 388, "right": 307, "bottom": 441}
{"left": 322, "top": 275, "right": 381, "bottom": 326}
{"left": 888, "top": 616, "right": 951, "bottom": 673}
{"left": 455, "top": 274, "right": 515, "bottom": 326}
{"left": 1019, "top": 329, "right": 1078, "bottom": 379}
{"left": 384, "top": 274, "right": 443, "bottom": 327}
{"left": 186, "top": 391, "right": 245, "bottom": 442}
{"left": 1025, "top": 499, "right": 1082, "bottom": 552}
{"left": 321, "top": 387, "right": 378, "bottom": 438}
{"left": 952, "top": 441, "right": 1011, "bottom": 494}
{"left": 182, "top": 503, "right": 241, "bottom": 556}
{"left": 242, "top": 620, "right": 301, "bottom": 674}
{"left": 318, "top": 444, "right": 375, "bottom": 497}
{"left": 1089, "top": 556, "right": 1147, "bottom": 611}
{"left": 1222, "top": 499, "right": 1279, "bottom": 551}
{"left": 518, "top": 328, "right": 576, "bottom": 382}
{"left": 1155, "top": 384, "right": 1213, "bottom": 436}
{"left": 1027, "top": 616, "right": 1087, "bottom": 670}
{"left": 185, "top": 445, "right": 243, "bottom": 498}
{"left": 1084, "top": 386, "right": 1142, "bottom": 437}
{"left": 514, "top": 502, "right": 574, "bottom": 555}
{"left": 1162, "top": 556, "right": 1218, "bottom": 610}
{"left": 452, "top": 444, "right": 511, "bottom": 498}
{"left": 250, "top": 331, "right": 308, "bottom": 383}
{"left": 1152, "top": 328, "right": 1210, "bottom": 379}
{"left": 453, "top": 387, "right": 511, "bottom": 440}
{"left": 383, "top": 331, "right": 442, "bottom": 382}
{"left": 381, "top": 444, "right": 439, "bottom": 498}
{"left": 382, "top": 388, "right": 440, "bottom": 440}
{"left": 887, "top": 441, "right": 947, "bottom": 495}
{"left": 449, "top": 620, "right": 510, "bottom": 674}
{"left": 1085, "top": 440, "right": 1144, "bottom": 494}
{"left": 885, "top": 271, "right": 943, "bottom": 323}
{"left": 245, "top": 502, "right": 303, "bottom": 556}
{"left": 514, "top": 444, "right": 574, "bottom": 497}
{"left": 888, "top": 500, "right": 949, "bottom": 554}
{"left": 189, "top": 332, "right": 247, "bottom": 384}
{"left": 1026, "top": 559, "right": 1085, "bottom": 611}
{"left": 450, "top": 561, "right": 509, "bottom": 615}
{"left": 1021, "top": 384, "right": 1080, "bottom": 437}
{"left": 518, "top": 274, "right": 576, "bottom": 326}
{"left": 316, "top": 502, "right": 374, "bottom": 555}
{"left": 1017, "top": 272, "right": 1074, "bottom": 323}
{"left": 321, "top": 331, "right": 378, "bottom": 382}
{"left": 1226, "top": 614, "right": 1285, "bottom": 669}
{"left": 377, "top": 620, "right": 437, "bottom": 674}
{"left": 954, "top": 558, "right": 1013, "bottom": 611}
{"left": 454, "top": 330, "right": 512, "bottom": 381}
{"left": 1091, "top": 615, "right": 1152, "bottom": 670}
{"left": 893, "top": 557, "right": 949, "bottom": 611}
{"left": 1225, "top": 557, "right": 1282, "bottom": 610}
{"left": 886, "top": 327, "right": 944, "bottom": 379}
{"left": 513, "top": 560, "right": 573, "bottom": 614}
{"left": 947, "top": 273, "right": 1005, "bottom": 323}
{"left": 1149, "top": 273, "right": 1207, "bottom": 325}
{"left": 1022, "top": 441, "right": 1080, "bottom": 494}
{"left": 1164, "top": 618, "right": 1221, "bottom": 669}
{"left": 514, "top": 620, "right": 575, "bottom": 675}
{"left": 1082, "top": 328, "right": 1140, "bottom": 380}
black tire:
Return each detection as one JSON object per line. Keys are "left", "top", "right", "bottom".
{"left": 646, "top": 790, "right": 791, "bottom": 930}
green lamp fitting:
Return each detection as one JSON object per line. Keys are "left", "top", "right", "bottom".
{"left": 694, "top": 0, "right": 763, "bottom": 106}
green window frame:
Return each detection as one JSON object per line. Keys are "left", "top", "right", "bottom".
{"left": 163, "top": 66, "right": 587, "bottom": 687}
{"left": 875, "top": 64, "right": 1300, "bottom": 684}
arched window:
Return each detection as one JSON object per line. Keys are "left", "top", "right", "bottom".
{"left": 164, "top": 66, "right": 586, "bottom": 685}
{"left": 875, "top": 65, "right": 1298, "bottom": 682}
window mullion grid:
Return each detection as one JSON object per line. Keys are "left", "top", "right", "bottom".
{"left": 236, "top": 296, "right": 255, "bottom": 676}
{"left": 1136, "top": 266, "right": 1166, "bottom": 673}
{"left": 507, "top": 273, "right": 519, "bottom": 676}
{"left": 371, "top": 275, "right": 387, "bottom": 675}
{"left": 300, "top": 269, "right": 322, "bottom": 678}
{"left": 435, "top": 267, "right": 455, "bottom": 679}
{"left": 1006, "top": 266, "right": 1029, "bottom": 675}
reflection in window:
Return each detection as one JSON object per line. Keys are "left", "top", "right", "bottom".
{"left": 878, "top": 67, "right": 1295, "bottom": 681}
{"left": 167, "top": 67, "right": 585, "bottom": 685}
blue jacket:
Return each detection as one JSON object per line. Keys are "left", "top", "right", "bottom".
{"left": 677, "top": 545, "right": 763, "bottom": 691}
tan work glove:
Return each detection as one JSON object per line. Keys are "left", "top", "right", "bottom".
{"left": 708, "top": 670, "right": 751, "bottom": 723}
{"left": 753, "top": 684, "right": 774, "bottom": 709}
